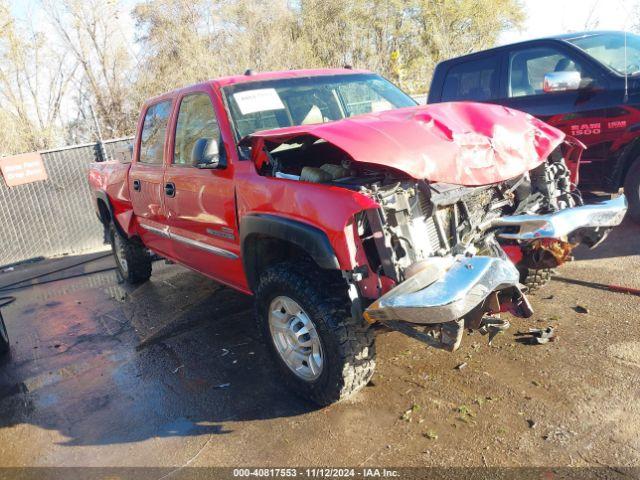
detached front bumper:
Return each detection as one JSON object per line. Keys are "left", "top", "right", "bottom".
{"left": 364, "top": 256, "right": 520, "bottom": 325}
{"left": 494, "top": 195, "right": 628, "bottom": 242}
{"left": 363, "top": 196, "right": 627, "bottom": 327}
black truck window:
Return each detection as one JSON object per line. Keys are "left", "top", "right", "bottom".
{"left": 509, "top": 47, "right": 596, "bottom": 97}
{"left": 441, "top": 56, "right": 499, "bottom": 102}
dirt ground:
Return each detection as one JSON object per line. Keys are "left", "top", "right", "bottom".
{"left": 0, "top": 216, "right": 638, "bottom": 471}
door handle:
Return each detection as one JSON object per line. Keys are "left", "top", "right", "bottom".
{"left": 165, "top": 182, "right": 176, "bottom": 197}
{"left": 132, "top": 179, "right": 141, "bottom": 192}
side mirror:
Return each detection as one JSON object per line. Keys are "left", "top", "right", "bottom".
{"left": 192, "top": 138, "right": 223, "bottom": 168}
{"left": 543, "top": 71, "right": 581, "bottom": 93}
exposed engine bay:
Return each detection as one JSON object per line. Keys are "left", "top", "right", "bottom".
{"left": 247, "top": 104, "right": 628, "bottom": 353}
{"left": 261, "top": 138, "right": 580, "bottom": 285}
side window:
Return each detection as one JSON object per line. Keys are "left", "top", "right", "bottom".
{"left": 509, "top": 47, "right": 596, "bottom": 98}
{"left": 139, "top": 101, "right": 172, "bottom": 165}
{"left": 441, "top": 57, "right": 499, "bottom": 102}
{"left": 173, "top": 93, "right": 220, "bottom": 166}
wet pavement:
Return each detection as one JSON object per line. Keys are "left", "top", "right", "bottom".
{"left": 0, "top": 217, "right": 639, "bottom": 469}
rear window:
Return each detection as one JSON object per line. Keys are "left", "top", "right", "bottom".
{"left": 441, "top": 57, "right": 500, "bottom": 102}
{"left": 139, "top": 101, "right": 172, "bottom": 165}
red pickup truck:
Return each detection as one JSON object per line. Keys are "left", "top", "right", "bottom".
{"left": 89, "top": 69, "right": 627, "bottom": 405}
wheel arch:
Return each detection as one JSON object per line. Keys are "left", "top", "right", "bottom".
{"left": 240, "top": 214, "right": 340, "bottom": 292}
{"left": 611, "top": 137, "right": 640, "bottom": 190}
{"left": 94, "top": 190, "right": 128, "bottom": 239}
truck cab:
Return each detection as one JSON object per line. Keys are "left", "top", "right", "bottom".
{"left": 428, "top": 31, "right": 640, "bottom": 222}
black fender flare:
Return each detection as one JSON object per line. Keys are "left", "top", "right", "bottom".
{"left": 94, "top": 191, "right": 127, "bottom": 239}
{"left": 240, "top": 214, "right": 340, "bottom": 291}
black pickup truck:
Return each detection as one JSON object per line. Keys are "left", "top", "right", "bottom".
{"left": 428, "top": 30, "right": 640, "bottom": 222}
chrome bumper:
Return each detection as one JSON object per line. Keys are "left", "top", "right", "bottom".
{"left": 493, "top": 195, "right": 628, "bottom": 241}
{"left": 364, "top": 256, "right": 520, "bottom": 325}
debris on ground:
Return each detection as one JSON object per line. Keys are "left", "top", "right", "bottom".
{"left": 478, "top": 317, "right": 510, "bottom": 345}
{"left": 423, "top": 430, "right": 438, "bottom": 440}
{"left": 515, "top": 327, "right": 556, "bottom": 345}
{"left": 573, "top": 305, "right": 589, "bottom": 314}
{"left": 456, "top": 405, "right": 476, "bottom": 425}
{"left": 527, "top": 419, "right": 537, "bottom": 429}
{"left": 455, "top": 362, "right": 467, "bottom": 370}
{"left": 543, "top": 295, "right": 554, "bottom": 300}
{"left": 401, "top": 403, "right": 421, "bottom": 421}
{"left": 173, "top": 365, "right": 184, "bottom": 374}
{"left": 213, "top": 383, "right": 231, "bottom": 389}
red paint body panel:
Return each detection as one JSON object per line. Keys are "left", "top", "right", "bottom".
{"left": 88, "top": 70, "right": 576, "bottom": 297}
{"left": 249, "top": 102, "right": 570, "bottom": 186}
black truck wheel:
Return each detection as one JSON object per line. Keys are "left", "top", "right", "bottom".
{"left": 255, "top": 262, "right": 376, "bottom": 406}
{"left": 0, "top": 296, "right": 15, "bottom": 356}
{"left": 109, "top": 224, "right": 152, "bottom": 284}
{"left": 0, "top": 314, "right": 9, "bottom": 356}
{"left": 624, "top": 159, "right": 640, "bottom": 224}
{"left": 519, "top": 267, "right": 552, "bottom": 292}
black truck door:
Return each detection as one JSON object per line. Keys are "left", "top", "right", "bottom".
{"left": 496, "top": 43, "right": 610, "bottom": 183}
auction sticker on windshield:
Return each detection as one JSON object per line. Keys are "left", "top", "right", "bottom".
{"left": 234, "top": 88, "right": 286, "bottom": 115}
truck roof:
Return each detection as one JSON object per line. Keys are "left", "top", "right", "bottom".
{"left": 143, "top": 68, "right": 371, "bottom": 105}
{"left": 435, "top": 30, "right": 627, "bottom": 66}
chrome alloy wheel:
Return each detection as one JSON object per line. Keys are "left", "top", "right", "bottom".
{"left": 268, "top": 296, "right": 323, "bottom": 381}
{"left": 112, "top": 233, "right": 128, "bottom": 275}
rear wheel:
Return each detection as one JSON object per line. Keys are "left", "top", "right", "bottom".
{"left": 519, "top": 267, "right": 552, "bottom": 292}
{"left": 109, "top": 224, "right": 152, "bottom": 284}
{"left": 623, "top": 158, "right": 640, "bottom": 223}
{"left": 255, "top": 262, "right": 376, "bottom": 406}
{"left": 0, "top": 296, "right": 14, "bottom": 356}
{"left": 0, "top": 314, "right": 9, "bottom": 355}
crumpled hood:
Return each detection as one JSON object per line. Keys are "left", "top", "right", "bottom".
{"left": 247, "top": 102, "right": 577, "bottom": 186}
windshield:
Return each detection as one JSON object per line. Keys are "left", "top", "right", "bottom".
{"left": 222, "top": 73, "right": 416, "bottom": 140}
{"left": 568, "top": 32, "right": 640, "bottom": 75}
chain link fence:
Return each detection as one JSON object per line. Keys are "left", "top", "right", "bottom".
{"left": 0, "top": 138, "right": 133, "bottom": 268}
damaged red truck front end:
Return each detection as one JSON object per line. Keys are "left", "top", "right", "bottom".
{"left": 246, "top": 101, "right": 627, "bottom": 351}
{"left": 90, "top": 70, "right": 627, "bottom": 404}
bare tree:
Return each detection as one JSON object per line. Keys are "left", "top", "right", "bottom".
{"left": 0, "top": 0, "right": 77, "bottom": 154}
{"left": 43, "top": 0, "right": 136, "bottom": 138}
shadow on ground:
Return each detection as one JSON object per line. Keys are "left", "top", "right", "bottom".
{"left": 0, "top": 209, "right": 637, "bottom": 452}
{"left": 0, "top": 259, "right": 316, "bottom": 447}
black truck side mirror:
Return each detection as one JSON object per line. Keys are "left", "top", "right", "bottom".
{"left": 192, "top": 138, "right": 225, "bottom": 169}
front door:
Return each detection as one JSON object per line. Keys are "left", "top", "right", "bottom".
{"left": 129, "top": 100, "right": 173, "bottom": 257}
{"left": 163, "top": 91, "right": 243, "bottom": 288}
{"left": 498, "top": 45, "right": 610, "bottom": 185}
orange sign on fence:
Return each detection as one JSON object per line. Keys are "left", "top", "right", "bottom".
{"left": 0, "top": 152, "right": 48, "bottom": 187}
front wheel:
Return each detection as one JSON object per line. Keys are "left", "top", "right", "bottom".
{"left": 255, "top": 262, "right": 376, "bottom": 406}
{"left": 109, "top": 224, "right": 152, "bottom": 284}
{"left": 623, "top": 159, "right": 640, "bottom": 224}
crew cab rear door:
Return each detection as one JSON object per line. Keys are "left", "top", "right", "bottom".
{"left": 129, "top": 99, "right": 174, "bottom": 258}
{"left": 163, "top": 88, "right": 243, "bottom": 288}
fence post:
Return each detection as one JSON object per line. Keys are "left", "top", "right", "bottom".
{"left": 88, "top": 103, "right": 108, "bottom": 162}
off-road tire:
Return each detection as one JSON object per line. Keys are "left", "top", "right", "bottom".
{"left": 109, "top": 223, "right": 152, "bottom": 284}
{"left": 0, "top": 314, "right": 9, "bottom": 355}
{"left": 519, "top": 267, "right": 552, "bottom": 292}
{"left": 623, "top": 158, "right": 640, "bottom": 224}
{"left": 0, "top": 296, "right": 14, "bottom": 356}
{"left": 255, "top": 262, "right": 376, "bottom": 406}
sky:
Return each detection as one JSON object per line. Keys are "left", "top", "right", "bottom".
{"left": 10, "top": 0, "right": 639, "bottom": 44}
{"left": 500, "top": 0, "right": 637, "bottom": 44}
